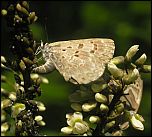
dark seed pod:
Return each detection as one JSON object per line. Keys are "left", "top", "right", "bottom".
{"left": 27, "top": 12, "right": 35, "bottom": 24}
{"left": 22, "top": 37, "right": 30, "bottom": 46}
{"left": 25, "top": 47, "right": 34, "bottom": 55}
{"left": 21, "top": 1, "right": 29, "bottom": 10}
{"left": 14, "top": 74, "right": 21, "bottom": 84}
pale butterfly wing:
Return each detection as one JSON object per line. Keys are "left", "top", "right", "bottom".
{"left": 47, "top": 38, "right": 115, "bottom": 84}
{"left": 121, "top": 76, "right": 143, "bottom": 113}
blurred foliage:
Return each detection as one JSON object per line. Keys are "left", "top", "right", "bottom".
{"left": 1, "top": 1, "right": 151, "bottom": 136}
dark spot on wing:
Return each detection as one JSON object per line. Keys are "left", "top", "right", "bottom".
{"left": 67, "top": 46, "right": 72, "bottom": 48}
{"left": 75, "top": 51, "right": 79, "bottom": 53}
{"left": 94, "top": 44, "right": 98, "bottom": 50}
{"left": 90, "top": 50, "right": 95, "bottom": 53}
{"left": 62, "top": 49, "right": 66, "bottom": 51}
{"left": 90, "top": 41, "right": 94, "bottom": 43}
{"left": 78, "top": 44, "right": 83, "bottom": 49}
{"left": 74, "top": 55, "right": 79, "bottom": 57}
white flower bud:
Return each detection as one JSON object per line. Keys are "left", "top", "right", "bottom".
{"left": 123, "top": 68, "right": 139, "bottom": 84}
{"left": 73, "top": 122, "right": 89, "bottom": 134}
{"left": 1, "top": 99, "right": 13, "bottom": 109}
{"left": 112, "top": 130, "right": 123, "bottom": 136}
{"left": 82, "top": 102, "right": 97, "bottom": 112}
{"left": 61, "top": 126, "right": 73, "bottom": 134}
{"left": 9, "top": 92, "right": 16, "bottom": 101}
{"left": 37, "top": 121, "right": 46, "bottom": 126}
{"left": 1, "top": 56, "right": 6, "bottom": 63}
{"left": 100, "top": 104, "right": 109, "bottom": 113}
{"left": 41, "top": 77, "right": 49, "bottom": 84}
{"left": 31, "top": 74, "right": 39, "bottom": 79}
{"left": 110, "top": 56, "right": 124, "bottom": 65}
{"left": 1, "top": 122, "right": 9, "bottom": 132}
{"left": 95, "top": 93, "right": 107, "bottom": 103}
{"left": 135, "top": 114, "right": 145, "bottom": 122}
{"left": 108, "top": 63, "right": 124, "bottom": 79}
{"left": 11, "top": 103, "right": 26, "bottom": 118}
{"left": 89, "top": 116, "right": 100, "bottom": 123}
{"left": 142, "top": 65, "right": 151, "bottom": 73}
{"left": 130, "top": 115, "right": 144, "bottom": 131}
{"left": 135, "top": 53, "right": 147, "bottom": 65}
{"left": 35, "top": 115, "right": 43, "bottom": 122}
{"left": 91, "top": 83, "right": 108, "bottom": 93}
{"left": 125, "top": 45, "right": 139, "bottom": 61}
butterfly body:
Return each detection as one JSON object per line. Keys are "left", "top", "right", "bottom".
{"left": 33, "top": 38, "right": 115, "bottom": 84}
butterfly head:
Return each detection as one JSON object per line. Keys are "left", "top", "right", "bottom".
{"left": 40, "top": 40, "right": 50, "bottom": 61}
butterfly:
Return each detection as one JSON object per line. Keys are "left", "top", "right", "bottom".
{"left": 121, "top": 76, "right": 143, "bottom": 113}
{"left": 33, "top": 38, "right": 115, "bottom": 84}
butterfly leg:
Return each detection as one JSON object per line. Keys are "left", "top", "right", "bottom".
{"left": 32, "top": 60, "right": 55, "bottom": 73}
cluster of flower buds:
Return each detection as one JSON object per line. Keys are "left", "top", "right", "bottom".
{"left": 1, "top": 67, "right": 47, "bottom": 136}
{"left": 61, "top": 45, "right": 151, "bottom": 136}
{"left": 1, "top": 1, "right": 47, "bottom": 136}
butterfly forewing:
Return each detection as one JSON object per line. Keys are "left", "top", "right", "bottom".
{"left": 47, "top": 38, "right": 115, "bottom": 84}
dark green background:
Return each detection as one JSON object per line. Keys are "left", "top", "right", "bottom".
{"left": 1, "top": 1, "right": 151, "bottom": 136}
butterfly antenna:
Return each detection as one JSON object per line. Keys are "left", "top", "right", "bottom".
{"left": 44, "top": 17, "right": 49, "bottom": 42}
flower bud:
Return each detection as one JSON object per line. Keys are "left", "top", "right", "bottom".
{"left": 1, "top": 9, "right": 7, "bottom": 16}
{"left": 125, "top": 45, "right": 139, "bottom": 62}
{"left": 16, "top": 3, "right": 29, "bottom": 16}
{"left": 100, "top": 104, "right": 109, "bottom": 113}
{"left": 22, "top": 37, "right": 30, "bottom": 46}
{"left": 37, "top": 120, "right": 46, "bottom": 126}
{"left": 110, "top": 56, "right": 124, "bottom": 65}
{"left": 115, "top": 102, "right": 124, "bottom": 114}
{"left": 28, "top": 12, "right": 36, "bottom": 24}
{"left": 35, "top": 115, "right": 43, "bottom": 122}
{"left": 91, "top": 83, "right": 108, "bottom": 93}
{"left": 1, "top": 122, "right": 9, "bottom": 132}
{"left": 25, "top": 47, "right": 34, "bottom": 55}
{"left": 11, "top": 103, "right": 26, "bottom": 118}
{"left": 61, "top": 126, "right": 73, "bottom": 134}
{"left": 112, "top": 130, "right": 123, "bottom": 136}
{"left": 73, "top": 122, "right": 89, "bottom": 134}
{"left": 1, "top": 56, "right": 6, "bottom": 63}
{"left": 135, "top": 114, "right": 145, "bottom": 122}
{"left": 123, "top": 68, "right": 139, "bottom": 84}
{"left": 95, "top": 93, "right": 107, "bottom": 103}
{"left": 22, "top": 57, "right": 33, "bottom": 66}
{"left": 21, "top": 1, "right": 29, "bottom": 10}
{"left": 1, "top": 99, "right": 13, "bottom": 109}
{"left": 36, "top": 101, "right": 46, "bottom": 111}
{"left": 1, "top": 110, "right": 6, "bottom": 122}
{"left": 135, "top": 53, "right": 147, "bottom": 65}
{"left": 82, "top": 102, "right": 97, "bottom": 112}
{"left": 19, "top": 60, "right": 26, "bottom": 71}
{"left": 14, "top": 15, "right": 22, "bottom": 22}
{"left": 71, "top": 103, "right": 82, "bottom": 111}
{"left": 141, "top": 65, "right": 151, "bottom": 73}
{"left": 119, "top": 122, "right": 129, "bottom": 130}
{"left": 9, "top": 92, "right": 16, "bottom": 101}
{"left": 41, "top": 76, "right": 49, "bottom": 84}
{"left": 108, "top": 63, "right": 124, "bottom": 79}
{"left": 130, "top": 115, "right": 144, "bottom": 131}
{"left": 89, "top": 116, "right": 100, "bottom": 123}
{"left": 105, "top": 121, "right": 115, "bottom": 132}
